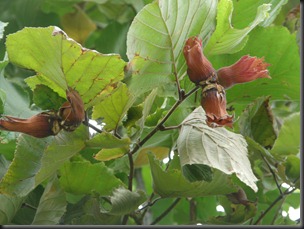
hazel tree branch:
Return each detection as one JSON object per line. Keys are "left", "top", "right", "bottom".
{"left": 150, "top": 198, "right": 181, "bottom": 225}
{"left": 130, "top": 85, "right": 200, "bottom": 156}
{"left": 253, "top": 186, "right": 297, "bottom": 225}
{"left": 121, "top": 152, "right": 135, "bottom": 225}
{"left": 260, "top": 154, "right": 282, "bottom": 195}
{"left": 121, "top": 85, "right": 199, "bottom": 224}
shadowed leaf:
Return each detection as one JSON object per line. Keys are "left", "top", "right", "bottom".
{"left": 32, "top": 177, "right": 66, "bottom": 225}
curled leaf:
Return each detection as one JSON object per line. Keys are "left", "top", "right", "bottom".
{"left": 177, "top": 107, "right": 258, "bottom": 192}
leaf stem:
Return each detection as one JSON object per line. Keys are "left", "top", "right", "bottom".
{"left": 22, "top": 203, "right": 37, "bottom": 210}
{"left": 150, "top": 198, "right": 181, "bottom": 225}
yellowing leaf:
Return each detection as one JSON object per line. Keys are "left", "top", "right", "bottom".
{"left": 94, "top": 148, "right": 127, "bottom": 162}
{"left": 134, "top": 146, "right": 169, "bottom": 168}
{"left": 92, "top": 83, "right": 134, "bottom": 131}
{"left": 6, "top": 26, "right": 126, "bottom": 109}
{"left": 61, "top": 6, "right": 96, "bottom": 44}
{"left": 86, "top": 131, "right": 130, "bottom": 149}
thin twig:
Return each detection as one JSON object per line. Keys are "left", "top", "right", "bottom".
{"left": 130, "top": 85, "right": 200, "bottom": 156}
{"left": 122, "top": 85, "right": 199, "bottom": 224}
{"left": 150, "top": 198, "right": 181, "bottom": 225}
{"left": 121, "top": 214, "right": 129, "bottom": 225}
{"left": 159, "top": 124, "right": 181, "bottom": 131}
{"left": 22, "top": 203, "right": 37, "bottom": 210}
{"left": 83, "top": 121, "right": 103, "bottom": 133}
{"left": 270, "top": 197, "right": 284, "bottom": 225}
{"left": 122, "top": 152, "right": 135, "bottom": 225}
{"left": 253, "top": 187, "right": 296, "bottom": 225}
{"left": 137, "top": 193, "right": 156, "bottom": 222}
{"left": 260, "top": 154, "right": 282, "bottom": 195}
{"left": 137, "top": 196, "right": 162, "bottom": 212}
{"left": 127, "top": 152, "right": 134, "bottom": 191}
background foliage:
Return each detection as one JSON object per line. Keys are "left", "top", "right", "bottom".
{"left": 0, "top": 0, "right": 301, "bottom": 226}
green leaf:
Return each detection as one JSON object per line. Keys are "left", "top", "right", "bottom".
{"left": 182, "top": 164, "right": 213, "bottom": 182}
{"left": 92, "top": 83, "right": 134, "bottom": 131}
{"left": 207, "top": 202, "right": 257, "bottom": 224}
{"left": 86, "top": 131, "right": 130, "bottom": 149}
{"left": 0, "top": 155, "right": 24, "bottom": 225}
{"left": 148, "top": 153, "right": 237, "bottom": 198}
{"left": 231, "top": 0, "right": 288, "bottom": 28}
{"left": 0, "top": 135, "right": 52, "bottom": 196}
{"left": 0, "top": 126, "right": 87, "bottom": 197}
{"left": 91, "top": 21, "right": 130, "bottom": 60}
{"left": 126, "top": 0, "right": 217, "bottom": 96}
{"left": 271, "top": 112, "right": 300, "bottom": 156}
{"left": 238, "top": 96, "right": 278, "bottom": 148}
{"left": 177, "top": 107, "right": 258, "bottom": 192}
{"left": 284, "top": 155, "right": 300, "bottom": 182}
{"left": 6, "top": 26, "right": 126, "bottom": 108}
{"left": 32, "top": 177, "right": 66, "bottom": 225}
{"left": 62, "top": 195, "right": 121, "bottom": 225}
{"left": 94, "top": 148, "right": 128, "bottom": 162}
{"left": 104, "top": 187, "right": 147, "bottom": 215}
{"left": 0, "top": 88, "right": 5, "bottom": 114}
{"left": 0, "top": 194, "right": 24, "bottom": 225}
{"left": 35, "top": 125, "right": 88, "bottom": 184}
{"left": 32, "top": 84, "right": 66, "bottom": 110}
{"left": 0, "top": 71, "right": 36, "bottom": 118}
{"left": 136, "top": 88, "right": 158, "bottom": 131}
{"left": 214, "top": 26, "right": 299, "bottom": 108}
{"left": 61, "top": 5, "right": 96, "bottom": 44}
{"left": 59, "top": 161, "right": 124, "bottom": 196}
{"left": 0, "top": 154, "right": 10, "bottom": 179}
{"left": 204, "top": 0, "right": 271, "bottom": 55}
{"left": 86, "top": 127, "right": 131, "bottom": 161}
{"left": 134, "top": 146, "right": 169, "bottom": 168}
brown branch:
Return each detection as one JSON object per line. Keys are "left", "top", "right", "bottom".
{"left": 150, "top": 198, "right": 181, "bottom": 225}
